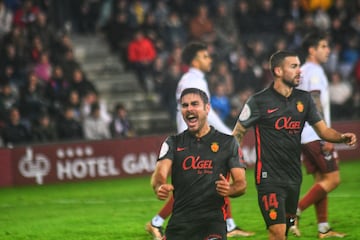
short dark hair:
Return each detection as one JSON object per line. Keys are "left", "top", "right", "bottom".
{"left": 302, "top": 31, "right": 328, "bottom": 55}
{"left": 180, "top": 88, "right": 209, "bottom": 104}
{"left": 269, "top": 50, "right": 298, "bottom": 76}
{"left": 181, "top": 42, "right": 208, "bottom": 65}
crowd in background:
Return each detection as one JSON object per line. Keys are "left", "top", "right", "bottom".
{"left": 0, "top": 0, "right": 359, "bottom": 147}
{"left": 99, "top": 0, "right": 360, "bottom": 127}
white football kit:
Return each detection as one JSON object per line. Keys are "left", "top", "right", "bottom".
{"left": 175, "top": 67, "right": 232, "bottom": 134}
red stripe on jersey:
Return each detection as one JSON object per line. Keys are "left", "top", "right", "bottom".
{"left": 222, "top": 197, "right": 229, "bottom": 221}
{"left": 255, "top": 125, "right": 262, "bottom": 184}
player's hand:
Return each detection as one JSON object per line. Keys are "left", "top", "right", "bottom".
{"left": 215, "top": 174, "right": 230, "bottom": 197}
{"left": 341, "top": 133, "right": 357, "bottom": 147}
{"left": 156, "top": 184, "right": 174, "bottom": 200}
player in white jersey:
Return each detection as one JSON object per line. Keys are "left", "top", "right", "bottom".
{"left": 289, "top": 31, "right": 346, "bottom": 238}
{"left": 175, "top": 58, "right": 232, "bottom": 134}
{"left": 146, "top": 42, "right": 255, "bottom": 239}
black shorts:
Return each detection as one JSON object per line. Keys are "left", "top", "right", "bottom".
{"left": 256, "top": 183, "right": 300, "bottom": 228}
{"left": 302, "top": 140, "right": 339, "bottom": 174}
{"left": 164, "top": 220, "right": 227, "bottom": 240}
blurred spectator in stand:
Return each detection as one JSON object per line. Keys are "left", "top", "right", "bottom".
{"left": 83, "top": 102, "right": 111, "bottom": 140}
{"left": 163, "top": 11, "right": 186, "bottom": 51}
{"left": 280, "top": 17, "right": 302, "bottom": 51}
{"left": 1, "top": 106, "right": 31, "bottom": 146}
{"left": 127, "top": 29, "right": 157, "bottom": 93}
{"left": 298, "top": 13, "right": 318, "bottom": 38}
{"left": 213, "top": 3, "right": 238, "bottom": 62}
{"left": 285, "top": 0, "right": 305, "bottom": 24}
{"left": 128, "top": 0, "right": 150, "bottom": 28}
{"left": 57, "top": 105, "right": 83, "bottom": 141}
{"left": 339, "top": 35, "right": 359, "bottom": 78}
{"left": 44, "top": 65, "right": 70, "bottom": 118}
{"left": 350, "top": 12, "right": 360, "bottom": 35}
{"left": 234, "top": 0, "right": 255, "bottom": 39}
{"left": 159, "top": 63, "right": 181, "bottom": 121}
{"left": 31, "top": 112, "right": 58, "bottom": 143}
{"left": 254, "top": 0, "right": 282, "bottom": 36}
{"left": 27, "top": 11, "right": 55, "bottom": 51}
{"left": 208, "top": 61, "right": 234, "bottom": 96}
{"left": 0, "top": 43, "right": 24, "bottom": 87}
{"left": 246, "top": 38, "right": 268, "bottom": 77}
{"left": 166, "top": 45, "right": 188, "bottom": 73}
{"left": 46, "top": 0, "right": 73, "bottom": 33}
{"left": 324, "top": 42, "right": 342, "bottom": 74}
{"left": 28, "top": 35, "right": 45, "bottom": 63}
{"left": 0, "top": 80, "right": 18, "bottom": 124}
{"left": 19, "top": 71, "right": 48, "bottom": 124}
{"left": 13, "top": 0, "right": 40, "bottom": 29}
{"left": 33, "top": 51, "right": 52, "bottom": 84}
{"left": 63, "top": 89, "right": 82, "bottom": 121}
{"left": 152, "top": 56, "right": 165, "bottom": 95}
{"left": 1, "top": 25, "right": 27, "bottom": 59}
{"left": 141, "top": 12, "right": 162, "bottom": 44}
{"left": 188, "top": 4, "right": 216, "bottom": 43}
{"left": 80, "top": 90, "right": 111, "bottom": 123}
{"left": 328, "top": 0, "right": 350, "bottom": 23}
{"left": 109, "top": 103, "right": 135, "bottom": 138}
{"left": 60, "top": 49, "right": 81, "bottom": 81}
{"left": 77, "top": 0, "right": 101, "bottom": 34}
{"left": 210, "top": 82, "right": 231, "bottom": 121}
{"left": 313, "top": 8, "right": 331, "bottom": 31}
{"left": 329, "top": 71, "right": 353, "bottom": 120}
{"left": 153, "top": 0, "right": 169, "bottom": 28}
{"left": 299, "top": 0, "right": 332, "bottom": 12}
{"left": 69, "top": 68, "right": 97, "bottom": 99}
{"left": 0, "top": 0, "right": 13, "bottom": 39}
{"left": 329, "top": 16, "right": 347, "bottom": 46}
{"left": 103, "top": 11, "right": 132, "bottom": 70}
{"left": 232, "top": 55, "right": 261, "bottom": 94}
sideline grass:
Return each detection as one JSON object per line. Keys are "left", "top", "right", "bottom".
{"left": 1, "top": 160, "right": 359, "bottom": 240}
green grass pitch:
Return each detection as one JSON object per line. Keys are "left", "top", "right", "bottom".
{"left": 1, "top": 160, "right": 359, "bottom": 240}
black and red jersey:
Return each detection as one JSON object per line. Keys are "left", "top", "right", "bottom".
{"left": 158, "top": 127, "right": 246, "bottom": 224}
{"left": 238, "top": 84, "right": 322, "bottom": 185}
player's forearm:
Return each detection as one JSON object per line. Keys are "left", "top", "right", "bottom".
{"left": 232, "top": 122, "right": 247, "bottom": 144}
{"left": 314, "top": 122, "right": 356, "bottom": 146}
{"left": 229, "top": 179, "right": 247, "bottom": 197}
{"left": 151, "top": 173, "right": 166, "bottom": 193}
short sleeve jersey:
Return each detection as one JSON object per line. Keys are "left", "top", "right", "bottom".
{"left": 298, "top": 62, "right": 331, "bottom": 144}
{"left": 158, "top": 127, "right": 246, "bottom": 224}
{"left": 238, "top": 85, "right": 322, "bottom": 185}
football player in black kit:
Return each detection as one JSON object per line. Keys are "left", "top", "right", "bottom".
{"left": 151, "top": 88, "right": 248, "bottom": 240}
{"left": 232, "top": 51, "right": 357, "bottom": 240}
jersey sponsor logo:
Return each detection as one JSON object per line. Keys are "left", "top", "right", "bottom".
{"left": 211, "top": 142, "right": 219, "bottom": 152}
{"left": 239, "top": 104, "right": 251, "bottom": 121}
{"left": 297, "top": 101, "right": 304, "bottom": 112}
{"left": 275, "top": 117, "right": 301, "bottom": 130}
{"left": 182, "top": 156, "right": 213, "bottom": 170}
{"left": 267, "top": 108, "right": 279, "bottom": 114}
{"left": 176, "top": 147, "right": 186, "bottom": 151}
